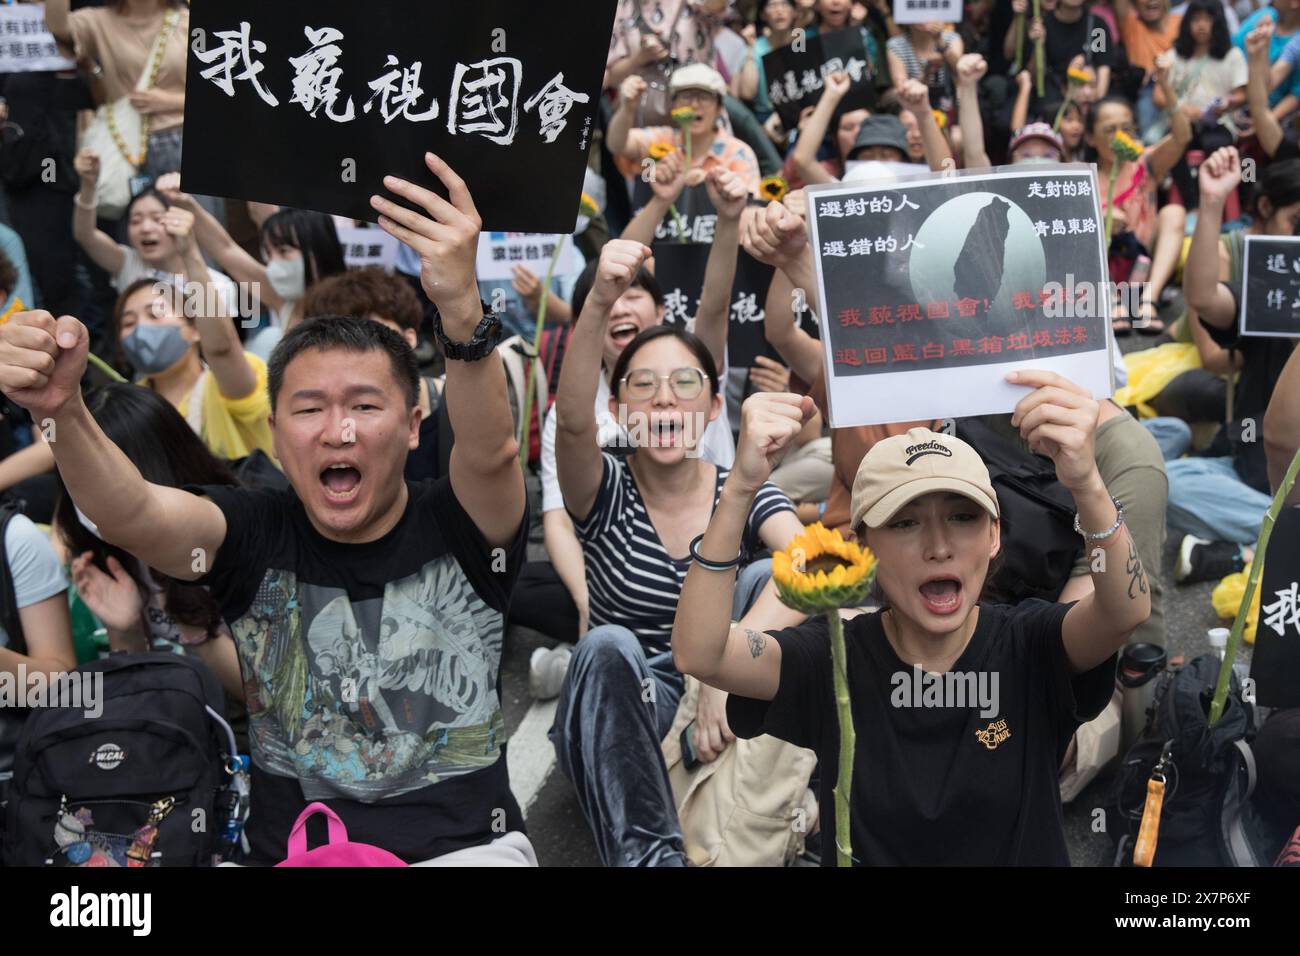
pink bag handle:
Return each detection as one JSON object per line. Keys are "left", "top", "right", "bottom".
{"left": 286, "top": 802, "right": 349, "bottom": 857}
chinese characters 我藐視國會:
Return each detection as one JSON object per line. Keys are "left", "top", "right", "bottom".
{"left": 192, "top": 22, "right": 590, "bottom": 145}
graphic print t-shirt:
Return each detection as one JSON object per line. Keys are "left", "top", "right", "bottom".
{"left": 193, "top": 478, "right": 526, "bottom": 864}
{"left": 728, "top": 600, "right": 1116, "bottom": 865}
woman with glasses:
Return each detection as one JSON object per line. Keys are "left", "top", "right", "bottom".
{"left": 550, "top": 239, "right": 804, "bottom": 866}
{"left": 610, "top": 63, "right": 762, "bottom": 194}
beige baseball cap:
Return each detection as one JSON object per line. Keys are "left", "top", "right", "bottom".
{"left": 670, "top": 63, "right": 727, "bottom": 99}
{"left": 850, "top": 427, "right": 1000, "bottom": 531}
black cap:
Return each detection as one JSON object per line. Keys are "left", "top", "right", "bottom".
{"left": 847, "top": 115, "right": 909, "bottom": 162}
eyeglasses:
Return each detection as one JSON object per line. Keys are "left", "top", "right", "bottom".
{"left": 672, "top": 89, "right": 715, "bottom": 106}
{"left": 620, "top": 367, "right": 707, "bottom": 401}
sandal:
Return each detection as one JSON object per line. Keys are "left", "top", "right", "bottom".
{"left": 1133, "top": 298, "right": 1165, "bottom": 336}
{"left": 1111, "top": 291, "right": 1134, "bottom": 336}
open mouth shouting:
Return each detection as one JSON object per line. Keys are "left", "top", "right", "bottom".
{"left": 320, "top": 461, "right": 363, "bottom": 505}
{"left": 648, "top": 415, "right": 684, "bottom": 448}
{"left": 609, "top": 320, "right": 639, "bottom": 348}
{"left": 918, "top": 575, "right": 963, "bottom": 616}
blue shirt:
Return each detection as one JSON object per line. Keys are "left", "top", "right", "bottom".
{"left": 1233, "top": 7, "right": 1300, "bottom": 104}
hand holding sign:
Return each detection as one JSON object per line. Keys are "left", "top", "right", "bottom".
{"left": 1007, "top": 369, "right": 1102, "bottom": 492}
{"left": 587, "top": 239, "right": 653, "bottom": 315}
{"left": 0, "top": 311, "right": 90, "bottom": 422}
{"left": 732, "top": 391, "right": 816, "bottom": 493}
{"left": 372, "top": 153, "right": 483, "bottom": 335}
{"left": 743, "top": 200, "right": 808, "bottom": 270}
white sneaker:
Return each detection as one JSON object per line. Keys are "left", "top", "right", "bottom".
{"left": 529, "top": 646, "right": 572, "bottom": 701}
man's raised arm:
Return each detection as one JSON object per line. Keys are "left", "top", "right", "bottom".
{"left": 0, "top": 311, "right": 227, "bottom": 581}
{"left": 373, "top": 154, "right": 525, "bottom": 549}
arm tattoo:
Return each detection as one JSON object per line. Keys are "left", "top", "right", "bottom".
{"left": 746, "top": 628, "right": 766, "bottom": 659}
{"left": 1125, "top": 539, "right": 1149, "bottom": 600}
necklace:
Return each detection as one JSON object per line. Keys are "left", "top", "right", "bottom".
{"left": 106, "top": 8, "right": 179, "bottom": 169}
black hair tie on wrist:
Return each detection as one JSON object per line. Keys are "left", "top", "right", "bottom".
{"left": 689, "top": 533, "right": 744, "bottom": 571}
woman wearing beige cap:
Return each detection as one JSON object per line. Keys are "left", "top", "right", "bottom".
{"left": 673, "top": 370, "right": 1152, "bottom": 865}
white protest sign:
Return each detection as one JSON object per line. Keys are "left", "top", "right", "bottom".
{"left": 0, "top": 4, "right": 75, "bottom": 73}
{"left": 336, "top": 225, "right": 400, "bottom": 272}
{"left": 807, "top": 164, "right": 1113, "bottom": 427}
{"left": 476, "top": 233, "right": 584, "bottom": 282}
{"left": 893, "top": 0, "right": 963, "bottom": 26}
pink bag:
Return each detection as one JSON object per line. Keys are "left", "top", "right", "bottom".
{"left": 275, "top": 802, "right": 408, "bottom": 867}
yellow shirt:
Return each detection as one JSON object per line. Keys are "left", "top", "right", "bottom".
{"left": 174, "top": 352, "right": 277, "bottom": 463}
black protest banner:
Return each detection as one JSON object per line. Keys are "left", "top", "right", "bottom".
{"left": 807, "top": 165, "right": 1113, "bottom": 427}
{"left": 182, "top": 0, "right": 615, "bottom": 232}
{"left": 1254, "top": 505, "right": 1300, "bottom": 708}
{"left": 651, "top": 242, "right": 778, "bottom": 369}
{"left": 761, "top": 29, "right": 874, "bottom": 130}
{"left": 1240, "top": 236, "right": 1300, "bottom": 338}
{"left": 631, "top": 179, "right": 806, "bottom": 368}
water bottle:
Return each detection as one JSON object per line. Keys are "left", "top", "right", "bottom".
{"left": 1118, "top": 643, "right": 1167, "bottom": 756}
{"left": 1207, "top": 627, "right": 1228, "bottom": 660}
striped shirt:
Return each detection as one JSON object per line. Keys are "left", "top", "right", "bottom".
{"left": 573, "top": 453, "right": 795, "bottom": 656}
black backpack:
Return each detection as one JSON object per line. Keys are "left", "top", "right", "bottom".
{"left": 1111, "top": 655, "right": 1279, "bottom": 867}
{"left": 954, "top": 418, "right": 1081, "bottom": 604}
{"left": 2, "top": 652, "right": 237, "bottom": 867}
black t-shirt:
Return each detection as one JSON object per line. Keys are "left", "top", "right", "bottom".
{"left": 1206, "top": 284, "right": 1296, "bottom": 492}
{"left": 192, "top": 478, "right": 527, "bottom": 864}
{"left": 728, "top": 600, "right": 1115, "bottom": 866}
{"left": 1043, "top": 12, "right": 1114, "bottom": 100}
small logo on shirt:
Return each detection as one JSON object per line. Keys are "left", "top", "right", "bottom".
{"left": 905, "top": 441, "right": 953, "bottom": 465}
{"left": 975, "top": 719, "right": 1011, "bottom": 750}
{"left": 91, "top": 742, "right": 127, "bottom": 770}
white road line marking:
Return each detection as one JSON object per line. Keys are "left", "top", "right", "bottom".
{"left": 508, "top": 698, "right": 558, "bottom": 817}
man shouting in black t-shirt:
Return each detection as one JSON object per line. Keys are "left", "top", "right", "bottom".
{"left": 0, "top": 154, "right": 534, "bottom": 866}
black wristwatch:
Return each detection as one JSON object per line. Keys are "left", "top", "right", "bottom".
{"left": 434, "top": 300, "right": 502, "bottom": 362}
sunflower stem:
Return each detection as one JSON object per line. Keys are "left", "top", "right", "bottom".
{"left": 1104, "top": 162, "right": 1119, "bottom": 248}
{"left": 1053, "top": 89, "right": 1073, "bottom": 132}
{"left": 1033, "top": 0, "right": 1045, "bottom": 98}
{"left": 87, "top": 351, "right": 126, "bottom": 383}
{"left": 1013, "top": 12, "right": 1025, "bottom": 74}
{"left": 518, "top": 235, "right": 566, "bottom": 471}
{"left": 1208, "top": 445, "right": 1300, "bottom": 725}
{"left": 827, "top": 609, "right": 855, "bottom": 867}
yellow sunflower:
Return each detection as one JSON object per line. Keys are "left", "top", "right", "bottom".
{"left": 1067, "top": 66, "right": 1091, "bottom": 86}
{"left": 932, "top": 109, "right": 947, "bottom": 131}
{"left": 578, "top": 192, "right": 600, "bottom": 218}
{"left": 759, "top": 175, "right": 788, "bottom": 202}
{"left": 1111, "top": 129, "right": 1143, "bottom": 162}
{"left": 671, "top": 106, "right": 697, "bottom": 126}
{"left": 648, "top": 141, "right": 675, "bottom": 160}
{"left": 772, "top": 523, "right": 875, "bottom": 615}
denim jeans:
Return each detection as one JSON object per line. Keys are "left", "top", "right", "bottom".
{"left": 1142, "top": 418, "right": 1272, "bottom": 545}
{"left": 550, "top": 559, "right": 772, "bottom": 867}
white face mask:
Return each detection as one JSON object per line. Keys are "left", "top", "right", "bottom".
{"left": 266, "top": 256, "right": 306, "bottom": 301}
